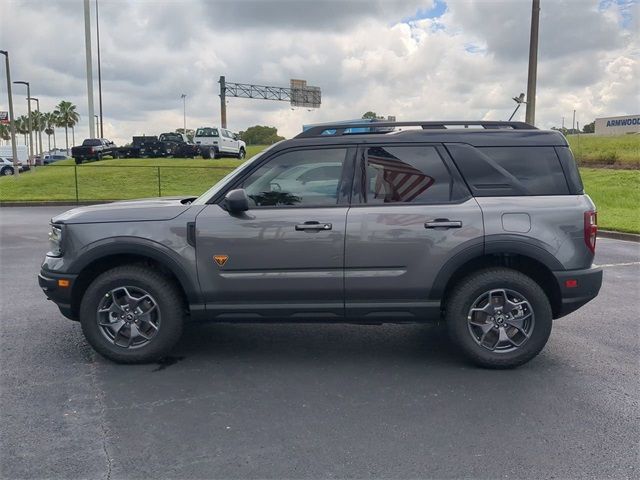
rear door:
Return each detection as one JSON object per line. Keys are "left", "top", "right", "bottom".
{"left": 195, "top": 146, "right": 355, "bottom": 320}
{"left": 345, "top": 144, "right": 483, "bottom": 321}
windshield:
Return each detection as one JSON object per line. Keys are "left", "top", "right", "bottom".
{"left": 195, "top": 128, "right": 219, "bottom": 138}
{"left": 191, "top": 144, "right": 280, "bottom": 205}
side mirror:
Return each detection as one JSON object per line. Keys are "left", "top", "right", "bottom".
{"left": 224, "top": 189, "right": 249, "bottom": 213}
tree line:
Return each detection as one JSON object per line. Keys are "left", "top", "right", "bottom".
{"left": 0, "top": 100, "right": 80, "bottom": 152}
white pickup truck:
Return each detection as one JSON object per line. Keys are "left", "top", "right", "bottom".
{"left": 193, "top": 126, "right": 246, "bottom": 159}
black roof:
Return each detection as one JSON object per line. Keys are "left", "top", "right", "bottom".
{"left": 278, "top": 121, "right": 568, "bottom": 149}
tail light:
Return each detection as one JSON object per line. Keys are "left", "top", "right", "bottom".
{"left": 584, "top": 210, "right": 597, "bottom": 254}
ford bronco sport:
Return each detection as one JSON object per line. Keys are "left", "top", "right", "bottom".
{"left": 39, "top": 121, "right": 602, "bottom": 368}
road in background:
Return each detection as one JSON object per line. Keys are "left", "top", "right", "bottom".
{"left": 1, "top": 207, "right": 638, "bottom": 479}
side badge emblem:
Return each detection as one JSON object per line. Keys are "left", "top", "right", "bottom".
{"left": 213, "top": 255, "right": 228, "bottom": 267}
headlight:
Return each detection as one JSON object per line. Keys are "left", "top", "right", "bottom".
{"left": 48, "top": 224, "right": 63, "bottom": 257}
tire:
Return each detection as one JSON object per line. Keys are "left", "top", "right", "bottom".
{"left": 237, "top": 148, "right": 246, "bottom": 160}
{"left": 75, "top": 158, "right": 82, "bottom": 165}
{"left": 1, "top": 166, "right": 14, "bottom": 176}
{"left": 201, "top": 148, "right": 211, "bottom": 159}
{"left": 96, "top": 153, "right": 103, "bottom": 161}
{"left": 445, "top": 267, "right": 552, "bottom": 369}
{"left": 79, "top": 265, "right": 184, "bottom": 364}
{"left": 213, "top": 149, "right": 221, "bottom": 159}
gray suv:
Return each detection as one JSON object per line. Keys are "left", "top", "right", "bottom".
{"left": 39, "top": 121, "right": 602, "bottom": 368}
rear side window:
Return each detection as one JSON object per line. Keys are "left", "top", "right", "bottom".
{"left": 195, "top": 128, "right": 219, "bottom": 137}
{"left": 447, "top": 144, "right": 569, "bottom": 196}
{"left": 362, "top": 146, "right": 454, "bottom": 204}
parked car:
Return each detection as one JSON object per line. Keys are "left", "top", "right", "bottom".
{"left": 194, "top": 126, "right": 246, "bottom": 159}
{"left": 0, "top": 145, "right": 29, "bottom": 166}
{"left": 158, "top": 132, "right": 200, "bottom": 158}
{"left": 42, "top": 154, "right": 71, "bottom": 165}
{"left": 0, "top": 157, "right": 25, "bottom": 175}
{"left": 71, "top": 138, "right": 118, "bottom": 164}
{"left": 39, "top": 120, "right": 602, "bottom": 368}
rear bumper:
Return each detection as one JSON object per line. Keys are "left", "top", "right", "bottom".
{"left": 38, "top": 269, "right": 78, "bottom": 320}
{"left": 552, "top": 266, "right": 603, "bottom": 318}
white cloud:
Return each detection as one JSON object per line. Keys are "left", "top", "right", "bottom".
{"left": 0, "top": 0, "right": 637, "bottom": 145}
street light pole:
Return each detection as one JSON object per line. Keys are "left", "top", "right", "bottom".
{"left": 94, "top": 114, "right": 99, "bottom": 134}
{"left": 181, "top": 94, "right": 186, "bottom": 133}
{"left": 0, "top": 50, "right": 19, "bottom": 176}
{"left": 14, "top": 81, "right": 33, "bottom": 168}
{"left": 28, "top": 97, "right": 42, "bottom": 157}
{"left": 95, "top": 0, "right": 104, "bottom": 138}
{"left": 525, "top": 0, "right": 540, "bottom": 126}
{"left": 83, "top": 0, "right": 96, "bottom": 139}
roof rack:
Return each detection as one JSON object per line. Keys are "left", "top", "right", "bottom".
{"left": 295, "top": 121, "right": 537, "bottom": 138}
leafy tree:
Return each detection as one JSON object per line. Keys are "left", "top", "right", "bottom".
{"left": 43, "top": 111, "right": 58, "bottom": 150}
{"left": 362, "top": 111, "right": 383, "bottom": 120}
{"left": 0, "top": 123, "right": 9, "bottom": 144}
{"left": 54, "top": 100, "right": 80, "bottom": 151}
{"left": 15, "top": 115, "right": 29, "bottom": 145}
{"left": 582, "top": 121, "right": 595, "bottom": 134}
{"left": 238, "top": 125, "right": 284, "bottom": 145}
{"left": 175, "top": 128, "right": 195, "bottom": 142}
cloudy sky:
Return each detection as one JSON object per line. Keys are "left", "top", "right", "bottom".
{"left": 1, "top": 0, "right": 638, "bottom": 145}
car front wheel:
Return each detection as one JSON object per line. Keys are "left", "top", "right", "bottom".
{"left": 79, "top": 265, "right": 184, "bottom": 363}
{"left": 1, "top": 166, "right": 14, "bottom": 176}
{"left": 445, "top": 267, "right": 552, "bottom": 369}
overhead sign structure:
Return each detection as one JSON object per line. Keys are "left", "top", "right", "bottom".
{"left": 218, "top": 76, "right": 321, "bottom": 128}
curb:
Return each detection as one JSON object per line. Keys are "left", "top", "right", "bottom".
{"left": 598, "top": 230, "right": 640, "bottom": 243}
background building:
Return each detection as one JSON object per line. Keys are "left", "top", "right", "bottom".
{"left": 594, "top": 114, "right": 640, "bottom": 135}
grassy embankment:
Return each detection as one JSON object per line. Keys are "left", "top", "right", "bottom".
{"left": 0, "top": 142, "right": 638, "bottom": 233}
{"left": 567, "top": 134, "right": 639, "bottom": 168}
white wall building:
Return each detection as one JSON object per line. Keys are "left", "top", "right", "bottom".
{"left": 594, "top": 114, "right": 640, "bottom": 135}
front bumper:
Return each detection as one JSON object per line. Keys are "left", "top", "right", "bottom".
{"left": 38, "top": 269, "right": 79, "bottom": 320}
{"left": 552, "top": 266, "right": 603, "bottom": 318}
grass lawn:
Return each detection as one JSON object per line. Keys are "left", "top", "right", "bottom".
{"left": 581, "top": 168, "right": 640, "bottom": 234}
{"left": 567, "top": 134, "right": 640, "bottom": 168}
{"left": 1, "top": 144, "right": 638, "bottom": 233}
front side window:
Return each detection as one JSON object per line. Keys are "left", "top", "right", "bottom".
{"left": 363, "top": 146, "right": 453, "bottom": 204}
{"left": 241, "top": 148, "right": 347, "bottom": 207}
{"left": 195, "top": 128, "right": 219, "bottom": 138}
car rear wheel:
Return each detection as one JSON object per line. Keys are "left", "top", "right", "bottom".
{"left": 79, "top": 265, "right": 184, "bottom": 363}
{"left": 445, "top": 267, "right": 552, "bottom": 369}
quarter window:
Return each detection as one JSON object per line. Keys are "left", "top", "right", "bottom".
{"left": 363, "top": 146, "right": 453, "bottom": 204}
{"left": 241, "top": 148, "right": 347, "bottom": 207}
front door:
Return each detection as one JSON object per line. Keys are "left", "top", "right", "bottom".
{"left": 345, "top": 144, "right": 484, "bottom": 320}
{"left": 195, "top": 146, "right": 355, "bottom": 320}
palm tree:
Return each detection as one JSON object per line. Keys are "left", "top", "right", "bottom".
{"left": 54, "top": 101, "right": 79, "bottom": 153}
{"left": 31, "top": 110, "right": 44, "bottom": 155}
{"left": 15, "top": 116, "right": 29, "bottom": 145}
{"left": 0, "top": 124, "right": 9, "bottom": 145}
{"left": 43, "top": 112, "right": 58, "bottom": 152}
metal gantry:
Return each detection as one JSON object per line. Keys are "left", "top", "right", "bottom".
{"left": 218, "top": 76, "right": 321, "bottom": 128}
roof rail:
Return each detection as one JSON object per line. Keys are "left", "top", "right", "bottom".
{"left": 295, "top": 121, "right": 537, "bottom": 138}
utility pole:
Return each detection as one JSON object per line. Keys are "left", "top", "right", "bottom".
{"left": 0, "top": 50, "right": 19, "bottom": 176}
{"left": 95, "top": 0, "right": 104, "bottom": 137}
{"left": 181, "top": 93, "right": 187, "bottom": 133}
{"left": 14, "top": 81, "right": 33, "bottom": 168}
{"left": 28, "top": 97, "right": 42, "bottom": 157}
{"left": 219, "top": 76, "right": 227, "bottom": 128}
{"left": 84, "top": 0, "right": 95, "bottom": 138}
{"left": 572, "top": 109, "right": 576, "bottom": 133}
{"left": 525, "top": 0, "right": 540, "bottom": 126}
{"left": 94, "top": 114, "right": 99, "bottom": 134}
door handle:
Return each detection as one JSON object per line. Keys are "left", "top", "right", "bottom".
{"left": 295, "top": 221, "right": 332, "bottom": 231}
{"left": 425, "top": 219, "right": 462, "bottom": 229}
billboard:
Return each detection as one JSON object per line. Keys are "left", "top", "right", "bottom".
{"left": 0, "top": 111, "right": 8, "bottom": 125}
{"left": 594, "top": 114, "right": 640, "bottom": 136}
{"left": 290, "top": 79, "right": 321, "bottom": 108}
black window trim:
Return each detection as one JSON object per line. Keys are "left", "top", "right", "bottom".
{"left": 209, "top": 145, "right": 357, "bottom": 209}
{"left": 350, "top": 142, "right": 472, "bottom": 207}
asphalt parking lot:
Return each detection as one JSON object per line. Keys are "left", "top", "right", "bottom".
{"left": 1, "top": 206, "right": 638, "bottom": 479}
